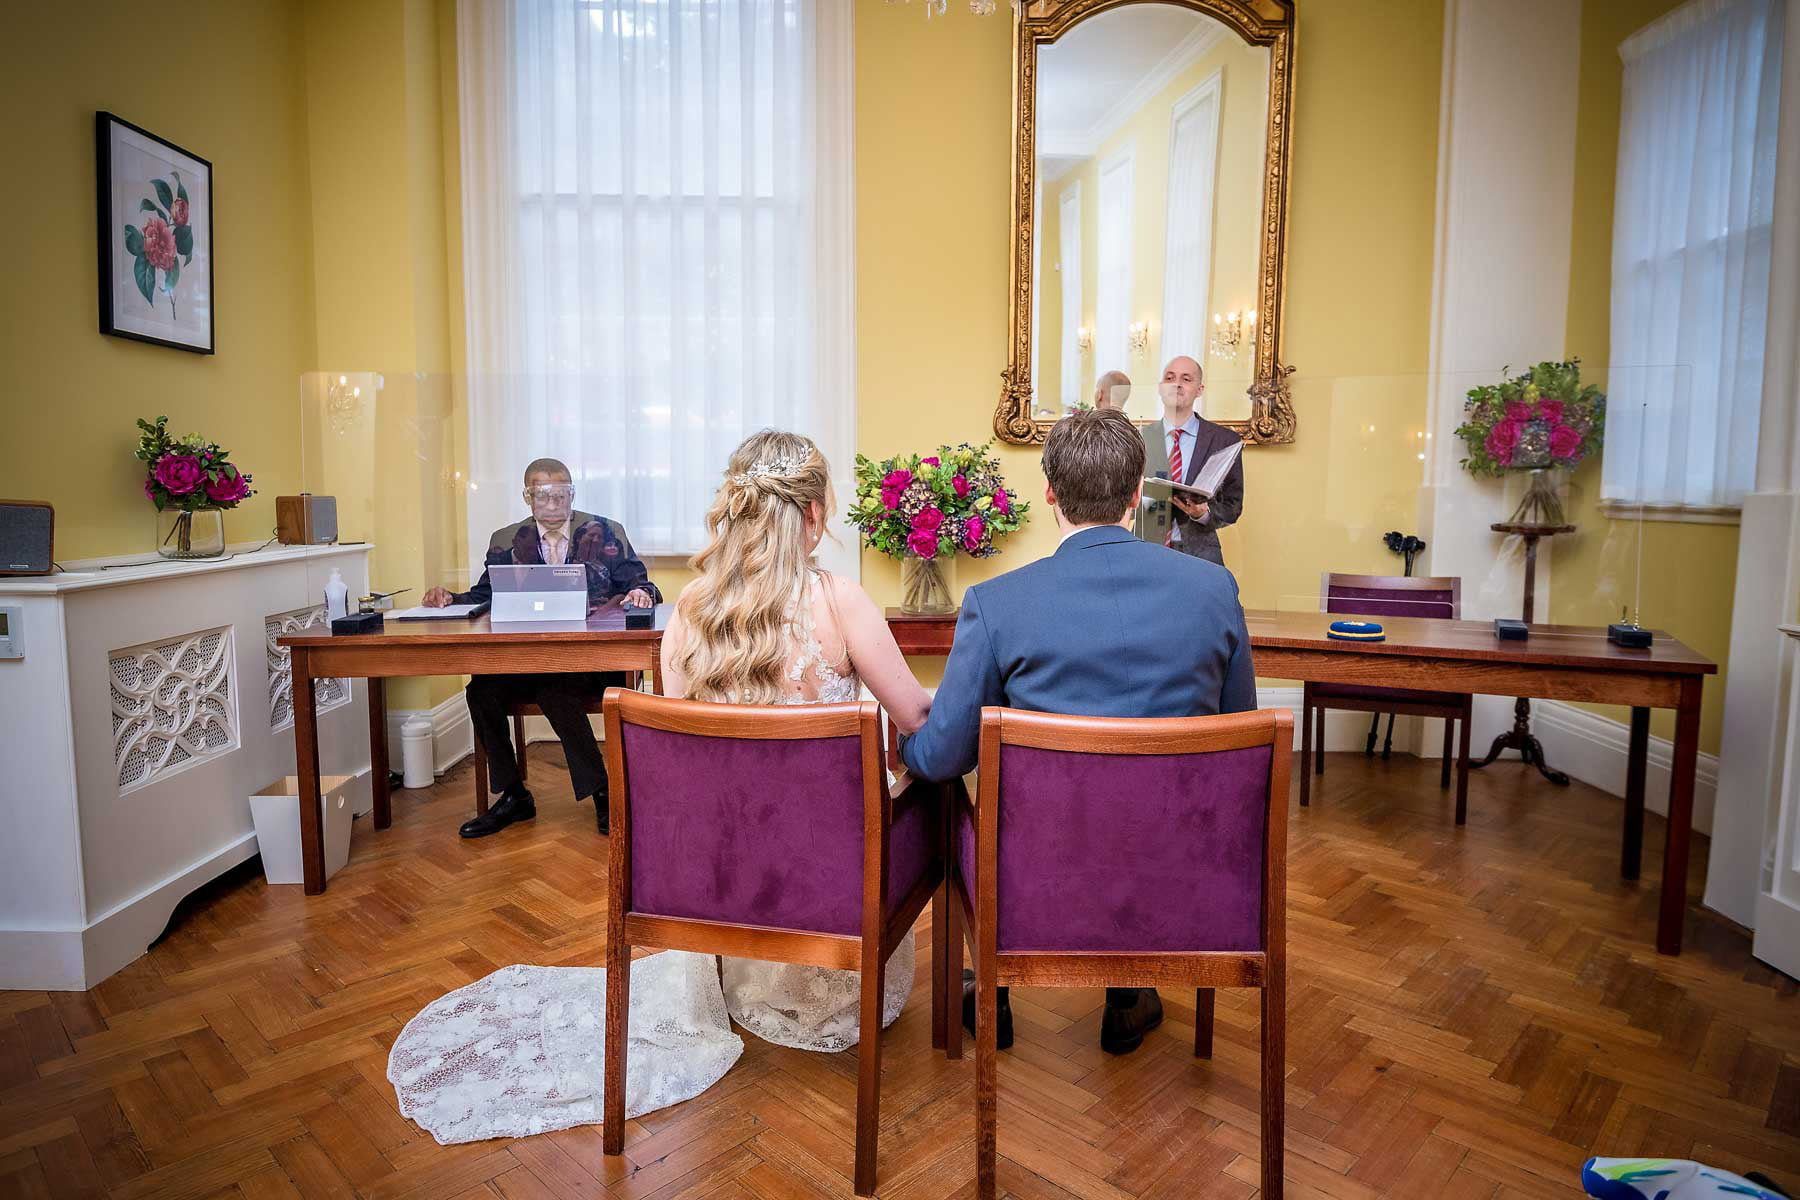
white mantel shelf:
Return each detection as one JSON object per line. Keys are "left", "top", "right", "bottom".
{"left": 0, "top": 542, "right": 375, "bottom": 990}
{"left": 0, "top": 541, "right": 372, "bottom": 596}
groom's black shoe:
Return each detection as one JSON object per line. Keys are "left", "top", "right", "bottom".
{"left": 1099, "top": 988, "right": 1164, "bottom": 1055}
{"left": 579, "top": 785, "right": 610, "bottom": 835}
{"left": 459, "top": 787, "right": 536, "bottom": 838}
{"left": 961, "top": 969, "right": 1014, "bottom": 1050}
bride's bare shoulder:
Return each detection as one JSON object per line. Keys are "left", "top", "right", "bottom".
{"left": 816, "top": 570, "right": 882, "bottom": 618}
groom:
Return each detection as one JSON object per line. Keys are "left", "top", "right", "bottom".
{"left": 900, "top": 407, "right": 1256, "bottom": 1054}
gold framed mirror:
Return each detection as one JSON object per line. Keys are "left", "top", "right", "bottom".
{"left": 994, "top": 0, "right": 1296, "bottom": 446}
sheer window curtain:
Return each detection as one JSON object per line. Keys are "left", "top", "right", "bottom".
{"left": 1059, "top": 183, "right": 1082, "bottom": 411}
{"left": 1096, "top": 149, "right": 1135, "bottom": 379}
{"left": 1160, "top": 71, "right": 1221, "bottom": 370}
{"left": 456, "top": 0, "right": 855, "bottom": 569}
{"left": 1604, "top": 0, "right": 1782, "bottom": 509}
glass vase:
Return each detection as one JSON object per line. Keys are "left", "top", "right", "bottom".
{"left": 1503, "top": 467, "right": 1571, "bottom": 529}
{"left": 157, "top": 508, "right": 226, "bottom": 559}
{"left": 900, "top": 554, "right": 956, "bottom": 615}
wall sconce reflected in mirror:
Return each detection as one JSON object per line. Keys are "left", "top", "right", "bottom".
{"left": 327, "top": 374, "right": 365, "bottom": 435}
{"left": 1076, "top": 325, "right": 1093, "bottom": 355}
{"left": 1209, "top": 309, "right": 1255, "bottom": 364}
{"left": 1127, "top": 321, "right": 1150, "bottom": 358}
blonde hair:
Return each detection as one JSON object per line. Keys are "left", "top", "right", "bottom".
{"left": 673, "top": 430, "right": 835, "bottom": 704}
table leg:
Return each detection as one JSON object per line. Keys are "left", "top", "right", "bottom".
{"left": 368, "top": 677, "right": 391, "bottom": 830}
{"left": 293, "top": 653, "right": 327, "bottom": 895}
{"left": 1657, "top": 679, "right": 1702, "bottom": 955}
{"left": 1621, "top": 707, "right": 1649, "bottom": 881}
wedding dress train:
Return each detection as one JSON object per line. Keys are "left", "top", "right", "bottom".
{"left": 388, "top": 571, "right": 915, "bottom": 1143}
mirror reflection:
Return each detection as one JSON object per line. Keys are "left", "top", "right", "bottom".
{"left": 1031, "top": 3, "right": 1270, "bottom": 423}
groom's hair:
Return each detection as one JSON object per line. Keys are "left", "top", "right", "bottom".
{"left": 1042, "top": 408, "right": 1145, "bottom": 525}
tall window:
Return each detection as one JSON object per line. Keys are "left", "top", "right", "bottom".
{"left": 457, "top": 0, "right": 853, "bottom": 559}
{"left": 1604, "top": 0, "right": 1782, "bottom": 510}
{"left": 1161, "top": 71, "right": 1222, "bottom": 370}
{"left": 1096, "top": 148, "right": 1136, "bottom": 379}
{"left": 1059, "top": 183, "right": 1083, "bottom": 412}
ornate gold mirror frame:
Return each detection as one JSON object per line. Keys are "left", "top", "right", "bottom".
{"left": 994, "top": 0, "right": 1297, "bottom": 446}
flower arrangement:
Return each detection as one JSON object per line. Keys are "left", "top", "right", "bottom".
{"left": 1454, "top": 360, "right": 1605, "bottom": 477}
{"left": 136, "top": 416, "right": 253, "bottom": 556}
{"left": 850, "top": 442, "right": 1029, "bottom": 613}
{"left": 123, "top": 172, "right": 195, "bottom": 319}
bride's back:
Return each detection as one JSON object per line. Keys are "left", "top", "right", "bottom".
{"left": 666, "top": 431, "right": 856, "bottom": 706}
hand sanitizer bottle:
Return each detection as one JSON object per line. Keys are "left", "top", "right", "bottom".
{"left": 324, "top": 568, "right": 349, "bottom": 621}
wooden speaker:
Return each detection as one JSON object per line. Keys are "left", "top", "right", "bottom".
{"left": 275, "top": 494, "right": 338, "bottom": 545}
{"left": 0, "top": 500, "right": 54, "bottom": 575}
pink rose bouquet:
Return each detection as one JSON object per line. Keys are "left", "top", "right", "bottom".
{"left": 850, "top": 441, "right": 1029, "bottom": 562}
{"left": 136, "top": 416, "right": 254, "bottom": 513}
{"left": 1454, "top": 360, "right": 1604, "bottom": 478}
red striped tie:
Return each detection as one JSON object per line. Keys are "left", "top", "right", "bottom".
{"left": 1166, "top": 428, "right": 1185, "bottom": 546}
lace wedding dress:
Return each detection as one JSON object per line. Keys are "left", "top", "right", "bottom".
{"left": 389, "top": 571, "right": 914, "bottom": 1144}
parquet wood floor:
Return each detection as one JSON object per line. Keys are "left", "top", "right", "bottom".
{"left": 4, "top": 749, "right": 1798, "bottom": 1200}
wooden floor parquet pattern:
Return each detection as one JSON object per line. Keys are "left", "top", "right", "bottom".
{"left": 3, "top": 750, "right": 1798, "bottom": 1199}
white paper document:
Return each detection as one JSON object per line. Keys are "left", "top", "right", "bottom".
{"left": 1143, "top": 438, "right": 1242, "bottom": 501}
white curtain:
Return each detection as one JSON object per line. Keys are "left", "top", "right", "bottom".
{"left": 1096, "top": 149, "right": 1135, "bottom": 379}
{"left": 457, "top": 0, "right": 855, "bottom": 563}
{"left": 1605, "top": 0, "right": 1783, "bottom": 509}
{"left": 1059, "top": 183, "right": 1082, "bottom": 411}
{"left": 1161, "top": 71, "right": 1221, "bottom": 371}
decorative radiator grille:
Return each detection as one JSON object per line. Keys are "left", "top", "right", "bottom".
{"left": 111, "top": 626, "right": 239, "bottom": 792}
{"left": 266, "top": 607, "right": 350, "bottom": 732}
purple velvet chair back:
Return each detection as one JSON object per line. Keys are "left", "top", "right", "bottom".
{"left": 974, "top": 709, "right": 1289, "bottom": 955}
{"left": 615, "top": 700, "right": 874, "bottom": 937}
{"left": 1323, "top": 573, "right": 1460, "bottom": 621}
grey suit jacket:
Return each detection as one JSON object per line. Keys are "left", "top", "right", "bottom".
{"left": 1138, "top": 416, "right": 1246, "bottom": 567}
{"left": 899, "top": 525, "right": 1258, "bottom": 782}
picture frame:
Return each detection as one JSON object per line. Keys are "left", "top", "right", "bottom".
{"left": 95, "top": 111, "right": 215, "bottom": 354}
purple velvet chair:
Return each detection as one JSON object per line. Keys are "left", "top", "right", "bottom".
{"left": 942, "top": 707, "right": 1291, "bottom": 1200}
{"left": 1303, "top": 572, "right": 1473, "bottom": 823}
{"left": 600, "top": 689, "right": 945, "bottom": 1196}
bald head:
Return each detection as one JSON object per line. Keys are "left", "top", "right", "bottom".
{"left": 1158, "top": 356, "right": 1204, "bottom": 418}
{"left": 1093, "top": 370, "right": 1131, "bottom": 410}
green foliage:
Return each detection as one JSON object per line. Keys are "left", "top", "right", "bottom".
{"left": 1453, "top": 359, "right": 1606, "bottom": 478}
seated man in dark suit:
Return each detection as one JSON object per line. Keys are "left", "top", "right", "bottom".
{"left": 422, "top": 457, "right": 660, "bottom": 838}
{"left": 901, "top": 407, "right": 1256, "bottom": 1054}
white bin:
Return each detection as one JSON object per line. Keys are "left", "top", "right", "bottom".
{"left": 250, "top": 775, "right": 354, "bottom": 885}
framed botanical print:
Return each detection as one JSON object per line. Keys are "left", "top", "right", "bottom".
{"left": 95, "top": 112, "right": 214, "bottom": 354}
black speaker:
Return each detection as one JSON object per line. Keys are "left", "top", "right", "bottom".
{"left": 0, "top": 500, "right": 53, "bottom": 575}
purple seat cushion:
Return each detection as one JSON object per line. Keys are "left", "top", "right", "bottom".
{"left": 623, "top": 724, "right": 866, "bottom": 936}
{"left": 1326, "top": 585, "right": 1454, "bottom": 621}
{"left": 958, "top": 743, "right": 1271, "bottom": 953}
{"left": 885, "top": 784, "right": 935, "bottom": 918}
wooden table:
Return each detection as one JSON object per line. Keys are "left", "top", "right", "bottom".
{"left": 280, "top": 606, "right": 670, "bottom": 894}
{"left": 887, "top": 607, "right": 1717, "bottom": 955}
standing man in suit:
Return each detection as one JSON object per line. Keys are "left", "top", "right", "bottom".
{"left": 1138, "top": 355, "right": 1245, "bottom": 567}
{"left": 901, "top": 408, "right": 1256, "bottom": 1054}
{"left": 422, "top": 457, "right": 660, "bottom": 838}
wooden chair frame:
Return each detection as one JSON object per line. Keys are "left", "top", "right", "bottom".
{"left": 1304, "top": 572, "right": 1472, "bottom": 823}
{"left": 601, "top": 689, "right": 945, "bottom": 1197}
{"left": 942, "top": 707, "right": 1292, "bottom": 1200}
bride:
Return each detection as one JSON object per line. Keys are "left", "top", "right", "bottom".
{"left": 388, "top": 431, "right": 933, "bottom": 1144}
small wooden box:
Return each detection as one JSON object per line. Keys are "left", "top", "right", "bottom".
{"left": 275, "top": 494, "right": 338, "bottom": 545}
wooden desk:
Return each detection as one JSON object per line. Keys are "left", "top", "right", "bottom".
{"left": 280, "top": 606, "right": 670, "bottom": 894}
{"left": 887, "top": 607, "right": 1717, "bottom": 956}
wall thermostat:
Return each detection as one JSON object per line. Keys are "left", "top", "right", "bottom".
{"left": 0, "top": 606, "right": 21, "bottom": 660}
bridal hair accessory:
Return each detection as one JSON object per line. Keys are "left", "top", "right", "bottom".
{"left": 731, "top": 454, "right": 807, "bottom": 486}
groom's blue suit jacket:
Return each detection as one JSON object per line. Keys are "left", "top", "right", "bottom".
{"left": 900, "top": 524, "right": 1258, "bottom": 782}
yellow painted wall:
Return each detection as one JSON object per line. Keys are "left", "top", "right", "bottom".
{"left": 856, "top": 0, "right": 1446, "bottom": 638}
{"left": 1557, "top": 0, "right": 1735, "bottom": 754}
{"left": 0, "top": 1, "right": 315, "bottom": 561}
{"left": 301, "top": 0, "right": 462, "bottom": 709}
{"left": 1037, "top": 35, "right": 1269, "bottom": 417}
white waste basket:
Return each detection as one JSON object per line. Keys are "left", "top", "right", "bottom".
{"left": 250, "top": 775, "right": 354, "bottom": 885}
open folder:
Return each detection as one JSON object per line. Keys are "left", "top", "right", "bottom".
{"left": 1143, "top": 438, "right": 1242, "bottom": 501}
